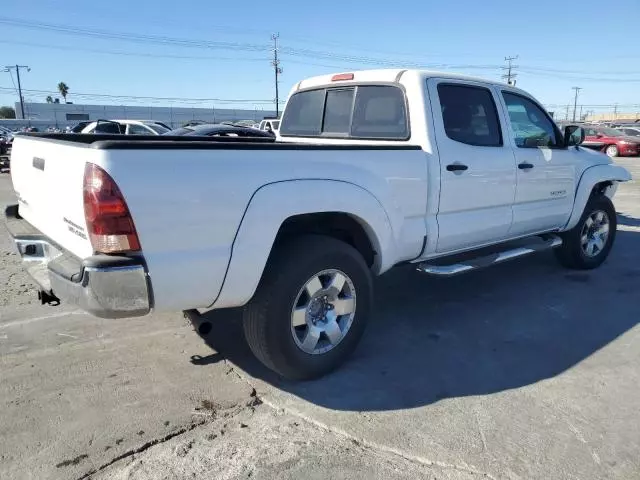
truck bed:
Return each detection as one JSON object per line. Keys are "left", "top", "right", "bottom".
{"left": 9, "top": 132, "right": 426, "bottom": 312}
{"left": 21, "top": 133, "right": 420, "bottom": 151}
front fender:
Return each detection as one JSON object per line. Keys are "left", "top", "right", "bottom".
{"left": 563, "top": 164, "right": 632, "bottom": 231}
{"left": 211, "top": 179, "right": 397, "bottom": 309}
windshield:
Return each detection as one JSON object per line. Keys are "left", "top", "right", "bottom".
{"left": 146, "top": 123, "right": 170, "bottom": 134}
{"left": 600, "top": 128, "right": 624, "bottom": 136}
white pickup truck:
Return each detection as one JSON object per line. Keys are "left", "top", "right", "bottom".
{"left": 5, "top": 69, "right": 632, "bottom": 380}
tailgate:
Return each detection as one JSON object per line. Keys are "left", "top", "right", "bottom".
{"left": 10, "top": 136, "right": 95, "bottom": 259}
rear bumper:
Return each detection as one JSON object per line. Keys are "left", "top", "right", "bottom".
{"left": 4, "top": 204, "right": 151, "bottom": 318}
{"left": 619, "top": 144, "right": 639, "bottom": 156}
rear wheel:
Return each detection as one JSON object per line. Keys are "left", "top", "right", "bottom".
{"left": 243, "top": 235, "right": 373, "bottom": 380}
{"left": 555, "top": 194, "right": 616, "bottom": 269}
{"left": 605, "top": 144, "right": 619, "bottom": 157}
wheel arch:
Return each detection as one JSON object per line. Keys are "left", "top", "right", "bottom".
{"left": 210, "top": 179, "right": 397, "bottom": 309}
{"left": 563, "top": 164, "right": 631, "bottom": 231}
{"left": 273, "top": 212, "right": 377, "bottom": 268}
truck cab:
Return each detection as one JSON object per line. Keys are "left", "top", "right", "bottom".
{"left": 278, "top": 69, "right": 624, "bottom": 256}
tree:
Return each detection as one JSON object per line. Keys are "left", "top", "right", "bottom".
{"left": 57, "top": 82, "right": 69, "bottom": 103}
{"left": 0, "top": 106, "right": 16, "bottom": 119}
{"left": 46, "top": 95, "right": 53, "bottom": 103}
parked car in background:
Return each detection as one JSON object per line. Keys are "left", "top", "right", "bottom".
{"left": 583, "top": 125, "right": 640, "bottom": 157}
{"left": 233, "top": 120, "right": 258, "bottom": 128}
{"left": 181, "top": 121, "right": 207, "bottom": 128}
{"left": 616, "top": 126, "right": 640, "bottom": 138}
{"left": 163, "top": 123, "right": 275, "bottom": 139}
{"left": 1, "top": 127, "right": 12, "bottom": 170}
{"left": 66, "top": 121, "right": 92, "bottom": 133}
{"left": 81, "top": 119, "right": 170, "bottom": 135}
{"left": 258, "top": 118, "right": 280, "bottom": 134}
{"left": 0, "top": 135, "right": 9, "bottom": 157}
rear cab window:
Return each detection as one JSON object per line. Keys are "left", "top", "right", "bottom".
{"left": 280, "top": 84, "right": 409, "bottom": 140}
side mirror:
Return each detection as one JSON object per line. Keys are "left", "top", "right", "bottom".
{"left": 564, "top": 125, "right": 585, "bottom": 147}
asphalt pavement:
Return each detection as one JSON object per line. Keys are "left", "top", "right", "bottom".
{"left": 1, "top": 158, "right": 639, "bottom": 480}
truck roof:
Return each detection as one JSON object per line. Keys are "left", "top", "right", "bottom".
{"left": 294, "top": 68, "right": 524, "bottom": 93}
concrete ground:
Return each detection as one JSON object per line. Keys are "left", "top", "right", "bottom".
{"left": 1, "top": 158, "right": 639, "bottom": 480}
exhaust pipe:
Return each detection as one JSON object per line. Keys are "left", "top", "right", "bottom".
{"left": 183, "top": 309, "right": 212, "bottom": 336}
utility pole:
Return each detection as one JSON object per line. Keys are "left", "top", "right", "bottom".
{"left": 613, "top": 103, "right": 618, "bottom": 120}
{"left": 579, "top": 105, "right": 583, "bottom": 121}
{"left": 271, "top": 33, "right": 282, "bottom": 117}
{"left": 3, "top": 65, "right": 30, "bottom": 119}
{"left": 571, "top": 87, "right": 581, "bottom": 122}
{"left": 502, "top": 55, "right": 519, "bottom": 86}
{"left": 565, "top": 104, "right": 570, "bottom": 120}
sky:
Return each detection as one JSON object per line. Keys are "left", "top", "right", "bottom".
{"left": 1, "top": 0, "right": 640, "bottom": 116}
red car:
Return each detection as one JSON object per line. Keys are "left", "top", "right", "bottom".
{"left": 583, "top": 125, "right": 640, "bottom": 157}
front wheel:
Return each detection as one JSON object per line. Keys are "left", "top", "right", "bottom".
{"left": 555, "top": 194, "right": 617, "bottom": 269}
{"left": 243, "top": 235, "right": 373, "bottom": 380}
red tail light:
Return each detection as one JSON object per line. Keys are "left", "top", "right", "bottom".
{"left": 83, "top": 163, "right": 141, "bottom": 253}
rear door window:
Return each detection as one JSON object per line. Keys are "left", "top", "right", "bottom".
{"left": 280, "top": 84, "right": 408, "bottom": 139}
{"left": 438, "top": 84, "right": 502, "bottom": 147}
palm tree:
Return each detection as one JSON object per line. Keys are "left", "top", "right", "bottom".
{"left": 57, "top": 82, "right": 69, "bottom": 103}
{"left": 46, "top": 95, "right": 53, "bottom": 104}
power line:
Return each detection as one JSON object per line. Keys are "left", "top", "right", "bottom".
{"left": 0, "top": 18, "right": 503, "bottom": 71}
{"left": 0, "top": 40, "right": 269, "bottom": 62}
{"left": 0, "top": 17, "right": 271, "bottom": 53}
{"left": 0, "top": 86, "right": 281, "bottom": 105}
{"left": 5, "top": 68, "right": 19, "bottom": 94}
{"left": 520, "top": 69, "right": 640, "bottom": 83}
{"left": 7, "top": 17, "right": 640, "bottom": 82}
{"left": 502, "top": 55, "right": 518, "bottom": 85}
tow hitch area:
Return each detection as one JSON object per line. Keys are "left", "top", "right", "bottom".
{"left": 38, "top": 290, "right": 60, "bottom": 306}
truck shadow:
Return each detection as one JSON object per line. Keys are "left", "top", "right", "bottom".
{"left": 194, "top": 227, "right": 640, "bottom": 412}
{"left": 618, "top": 213, "right": 640, "bottom": 227}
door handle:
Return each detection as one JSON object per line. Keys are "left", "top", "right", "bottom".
{"left": 446, "top": 164, "right": 468, "bottom": 172}
{"left": 518, "top": 162, "right": 534, "bottom": 170}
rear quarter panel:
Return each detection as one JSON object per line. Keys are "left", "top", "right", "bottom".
{"left": 101, "top": 146, "right": 429, "bottom": 311}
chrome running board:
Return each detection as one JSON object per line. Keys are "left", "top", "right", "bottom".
{"left": 416, "top": 235, "right": 562, "bottom": 276}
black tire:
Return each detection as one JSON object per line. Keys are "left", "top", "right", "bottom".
{"left": 243, "top": 235, "right": 373, "bottom": 380}
{"left": 555, "top": 194, "right": 617, "bottom": 270}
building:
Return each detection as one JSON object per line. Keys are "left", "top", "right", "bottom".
{"left": 584, "top": 112, "right": 640, "bottom": 123}
{"left": 9, "top": 101, "right": 277, "bottom": 129}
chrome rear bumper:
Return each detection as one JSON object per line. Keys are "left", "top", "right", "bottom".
{"left": 5, "top": 204, "right": 151, "bottom": 318}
